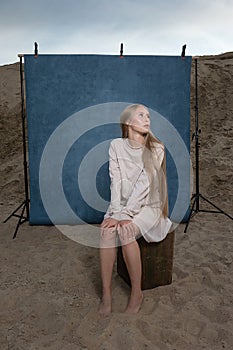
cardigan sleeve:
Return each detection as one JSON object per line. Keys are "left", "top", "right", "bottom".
{"left": 104, "top": 141, "right": 123, "bottom": 220}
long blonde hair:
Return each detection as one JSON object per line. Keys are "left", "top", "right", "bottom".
{"left": 120, "top": 104, "right": 169, "bottom": 217}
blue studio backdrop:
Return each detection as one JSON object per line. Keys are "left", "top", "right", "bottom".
{"left": 24, "top": 54, "right": 192, "bottom": 225}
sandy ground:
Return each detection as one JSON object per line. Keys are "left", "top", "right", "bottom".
{"left": 0, "top": 53, "right": 233, "bottom": 350}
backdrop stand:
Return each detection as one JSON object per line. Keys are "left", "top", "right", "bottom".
{"left": 3, "top": 54, "right": 30, "bottom": 239}
{"left": 184, "top": 58, "right": 233, "bottom": 233}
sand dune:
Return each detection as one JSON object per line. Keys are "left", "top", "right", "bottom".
{"left": 0, "top": 55, "right": 233, "bottom": 349}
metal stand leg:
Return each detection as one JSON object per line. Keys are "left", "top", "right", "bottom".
{"left": 3, "top": 54, "right": 30, "bottom": 239}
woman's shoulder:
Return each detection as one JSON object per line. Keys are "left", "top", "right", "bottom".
{"left": 109, "top": 138, "right": 125, "bottom": 155}
{"left": 110, "top": 138, "right": 124, "bottom": 148}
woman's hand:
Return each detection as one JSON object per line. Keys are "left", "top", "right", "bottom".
{"left": 118, "top": 219, "right": 132, "bottom": 226}
{"left": 101, "top": 218, "right": 119, "bottom": 229}
{"left": 118, "top": 220, "right": 140, "bottom": 243}
{"left": 100, "top": 218, "right": 118, "bottom": 242}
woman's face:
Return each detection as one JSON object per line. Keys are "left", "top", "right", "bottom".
{"left": 128, "top": 105, "right": 150, "bottom": 134}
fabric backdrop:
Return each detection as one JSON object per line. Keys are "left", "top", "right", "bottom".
{"left": 24, "top": 54, "right": 192, "bottom": 225}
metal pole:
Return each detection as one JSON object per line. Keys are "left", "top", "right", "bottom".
{"left": 19, "top": 55, "right": 30, "bottom": 219}
{"left": 194, "top": 58, "right": 200, "bottom": 211}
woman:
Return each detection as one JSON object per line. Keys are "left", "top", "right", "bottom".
{"left": 99, "top": 104, "right": 172, "bottom": 315}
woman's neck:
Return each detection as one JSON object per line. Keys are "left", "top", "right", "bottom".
{"left": 127, "top": 130, "right": 146, "bottom": 146}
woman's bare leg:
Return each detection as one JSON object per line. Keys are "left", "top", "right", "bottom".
{"left": 98, "top": 231, "right": 117, "bottom": 315}
{"left": 121, "top": 240, "right": 143, "bottom": 313}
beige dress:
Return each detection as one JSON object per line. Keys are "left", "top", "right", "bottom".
{"left": 104, "top": 138, "right": 172, "bottom": 242}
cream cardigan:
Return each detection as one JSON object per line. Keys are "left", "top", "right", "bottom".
{"left": 104, "top": 138, "right": 172, "bottom": 242}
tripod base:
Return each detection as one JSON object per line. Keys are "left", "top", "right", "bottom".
{"left": 4, "top": 200, "right": 29, "bottom": 239}
{"left": 184, "top": 193, "right": 233, "bottom": 233}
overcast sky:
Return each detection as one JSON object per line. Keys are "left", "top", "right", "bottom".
{"left": 0, "top": 0, "right": 232, "bottom": 65}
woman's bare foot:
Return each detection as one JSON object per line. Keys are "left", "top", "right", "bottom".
{"left": 125, "top": 291, "right": 144, "bottom": 314}
{"left": 98, "top": 295, "right": 112, "bottom": 316}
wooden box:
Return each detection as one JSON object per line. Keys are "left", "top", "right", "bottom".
{"left": 117, "top": 231, "right": 175, "bottom": 290}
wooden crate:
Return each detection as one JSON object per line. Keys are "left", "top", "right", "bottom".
{"left": 117, "top": 231, "right": 175, "bottom": 290}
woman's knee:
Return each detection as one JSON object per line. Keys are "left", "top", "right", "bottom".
{"left": 119, "top": 232, "right": 142, "bottom": 247}
{"left": 100, "top": 228, "right": 117, "bottom": 247}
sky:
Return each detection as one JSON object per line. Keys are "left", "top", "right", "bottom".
{"left": 0, "top": 0, "right": 232, "bottom": 66}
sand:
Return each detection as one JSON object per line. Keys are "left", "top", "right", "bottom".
{"left": 0, "top": 53, "right": 233, "bottom": 350}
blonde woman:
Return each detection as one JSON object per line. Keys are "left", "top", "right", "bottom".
{"left": 99, "top": 104, "right": 172, "bottom": 315}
